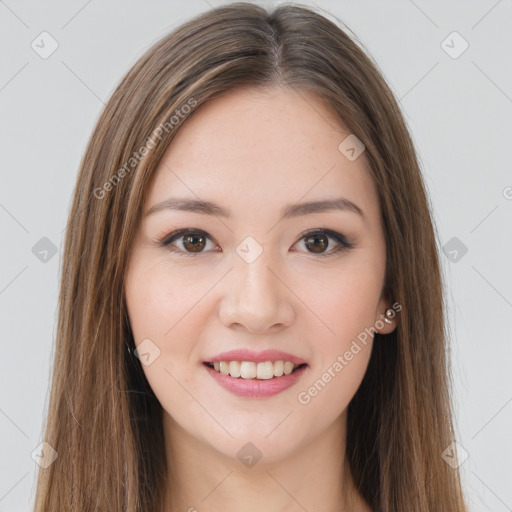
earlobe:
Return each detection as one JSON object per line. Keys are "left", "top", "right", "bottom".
{"left": 375, "top": 301, "right": 398, "bottom": 335}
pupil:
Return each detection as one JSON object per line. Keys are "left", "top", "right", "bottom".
{"left": 181, "top": 233, "right": 329, "bottom": 254}
{"left": 306, "top": 234, "right": 328, "bottom": 253}
{"left": 184, "top": 234, "right": 205, "bottom": 252}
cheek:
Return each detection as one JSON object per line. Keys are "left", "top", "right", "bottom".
{"left": 296, "top": 270, "right": 377, "bottom": 413}
{"left": 291, "top": 256, "right": 381, "bottom": 409}
{"left": 124, "top": 259, "right": 223, "bottom": 392}
{"left": 294, "top": 260, "right": 383, "bottom": 345}
{"left": 125, "top": 260, "right": 210, "bottom": 344}
{"left": 124, "top": 264, "right": 205, "bottom": 409}
{"left": 298, "top": 343, "right": 372, "bottom": 422}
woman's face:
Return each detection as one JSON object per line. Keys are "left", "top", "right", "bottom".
{"left": 124, "top": 86, "right": 394, "bottom": 464}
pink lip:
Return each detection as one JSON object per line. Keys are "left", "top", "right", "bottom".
{"left": 204, "top": 349, "right": 307, "bottom": 366}
{"left": 203, "top": 363, "right": 308, "bottom": 398}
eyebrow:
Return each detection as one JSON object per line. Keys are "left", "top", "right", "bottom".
{"left": 145, "top": 196, "right": 365, "bottom": 220}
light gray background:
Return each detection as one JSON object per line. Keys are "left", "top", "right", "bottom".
{"left": 1, "top": 1, "right": 511, "bottom": 510}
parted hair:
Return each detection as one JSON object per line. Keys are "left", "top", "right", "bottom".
{"left": 34, "top": 3, "right": 468, "bottom": 511}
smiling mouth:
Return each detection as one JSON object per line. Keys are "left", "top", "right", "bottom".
{"left": 203, "top": 361, "right": 308, "bottom": 380}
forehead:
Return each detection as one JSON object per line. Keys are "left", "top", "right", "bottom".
{"left": 145, "top": 86, "right": 379, "bottom": 227}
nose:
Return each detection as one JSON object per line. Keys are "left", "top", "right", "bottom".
{"left": 218, "top": 247, "right": 296, "bottom": 333}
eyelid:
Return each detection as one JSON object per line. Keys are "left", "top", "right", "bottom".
{"left": 293, "top": 228, "right": 354, "bottom": 256}
{"left": 159, "top": 227, "right": 354, "bottom": 257}
{"left": 159, "top": 228, "right": 218, "bottom": 256}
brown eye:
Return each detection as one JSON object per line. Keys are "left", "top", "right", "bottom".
{"left": 303, "top": 232, "right": 329, "bottom": 253}
{"left": 182, "top": 233, "right": 207, "bottom": 252}
{"left": 295, "top": 229, "right": 353, "bottom": 257}
{"left": 161, "top": 229, "right": 216, "bottom": 256}
{"left": 161, "top": 228, "right": 352, "bottom": 258}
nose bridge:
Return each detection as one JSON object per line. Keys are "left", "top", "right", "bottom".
{"left": 234, "top": 239, "right": 279, "bottom": 305}
{"left": 219, "top": 237, "right": 294, "bottom": 331}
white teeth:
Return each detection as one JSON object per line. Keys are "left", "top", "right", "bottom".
{"left": 229, "top": 361, "right": 241, "bottom": 378}
{"left": 283, "top": 361, "right": 295, "bottom": 375}
{"left": 240, "top": 361, "right": 257, "bottom": 379}
{"left": 273, "top": 360, "right": 284, "bottom": 377}
{"left": 219, "top": 361, "right": 230, "bottom": 375}
{"left": 256, "top": 361, "right": 274, "bottom": 380}
{"left": 208, "top": 360, "right": 303, "bottom": 379}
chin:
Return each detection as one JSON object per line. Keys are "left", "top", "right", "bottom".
{"left": 202, "top": 420, "right": 310, "bottom": 467}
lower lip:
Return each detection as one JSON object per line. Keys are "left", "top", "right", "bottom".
{"left": 203, "top": 363, "right": 308, "bottom": 398}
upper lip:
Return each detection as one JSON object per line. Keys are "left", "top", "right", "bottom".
{"left": 204, "top": 349, "right": 307, "bottom": 366}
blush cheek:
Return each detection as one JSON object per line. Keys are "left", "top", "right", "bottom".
{"left": 129, "top": 270, "right": 191, "bottom": 337}
{"left": 309, "top": 280, "right": 380, "bottom": 371}
{"left": 134, "top": 280, "right": 207, "bottom": 365}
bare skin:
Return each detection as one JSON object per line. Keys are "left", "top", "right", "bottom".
{"left": 124, "top": 85, "right": 395, "bottom": 512}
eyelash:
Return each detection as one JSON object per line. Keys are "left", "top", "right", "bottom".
{"left": 158, "top": 228, "right": 354, "bottom": 258}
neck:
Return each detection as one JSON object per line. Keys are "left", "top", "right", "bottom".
{"left": 161, "top": 411, "right": 372, "bottom": 512}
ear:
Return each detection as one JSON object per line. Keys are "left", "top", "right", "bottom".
{"left": 375, "top": 297, "right": 398, "bottom": 335}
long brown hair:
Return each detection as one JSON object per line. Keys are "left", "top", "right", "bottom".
{"left": 33, "top": 2, "right": 468, "bottom": 510}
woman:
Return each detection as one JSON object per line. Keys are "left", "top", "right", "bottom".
{"left": 33, "top": 2, "right": 468, "bottom": 511}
